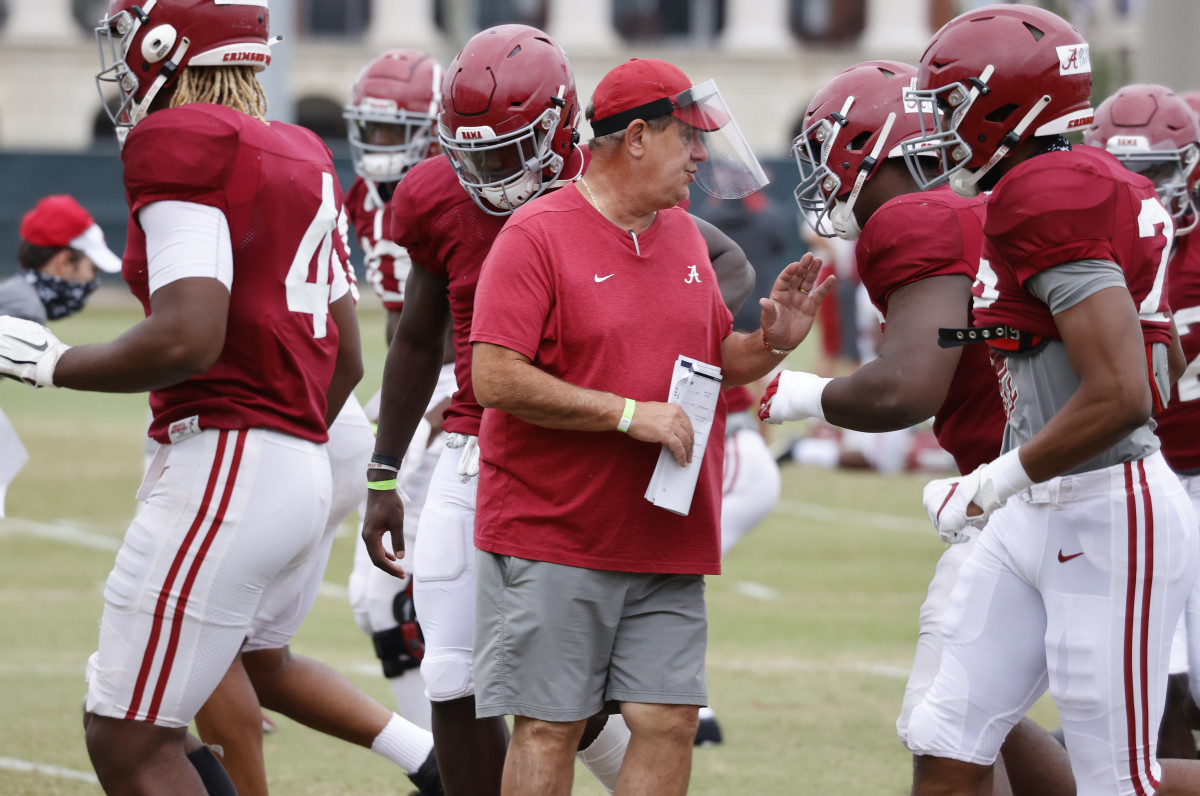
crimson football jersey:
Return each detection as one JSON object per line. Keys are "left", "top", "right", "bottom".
{"left": 121, "top": 104, "right": 348, "bottom": 444}
{"left": 855, "top": 186, "right": 1004, "bottom": 474}
{"left": 345, "top": 177, "right": 407, "bottom": 312}
{"left": 387, "top": 155, "right": 507, "bottom": 436}
{"left": 1156, "top": 231, "right": 1200, "bottom": 472}
{"left": 974, "top": 146, "right": 1173, "bottom": 348}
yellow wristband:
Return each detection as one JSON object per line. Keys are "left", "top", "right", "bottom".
{"left": 366, "top": 479, "right": 398, "bottom": 491}
{"left": 617, "top": 397, "right": 635, "bottom": 433}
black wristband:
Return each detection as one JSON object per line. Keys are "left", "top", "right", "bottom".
{"left": 370, "top": 452, "right": 402, "bottom": 470}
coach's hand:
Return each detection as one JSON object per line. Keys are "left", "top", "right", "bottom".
{"left": 362, "top": 481, "right": 410, "bottom": 579}
{"left": 627, "top": 400, "right": 695, "bottom": 467}
{"left": 922, "top": 448, "right": 1033, "bottom": 543}
{"left": 0, "top": 316, "right": 70, "bottom": 388}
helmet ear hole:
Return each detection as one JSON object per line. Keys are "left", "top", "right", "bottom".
{"left": 846, "top": 131, "right": 872, "bottom": 152}
{"left": 142, "top": 24, "right": 178, "bottom": 64}
{"left": 985, "top": 103, "right": 1019, "bottom": 123}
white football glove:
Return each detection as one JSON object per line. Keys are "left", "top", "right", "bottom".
{"left": 0, "top": 316, "right": 69, "bottom": 388}
{"left": 447, "top": 433, "right": 480, "bottom": 483}
{"left": 922, "top": 448, "right": 1033, "bottom": 543}
{"left": 758, "top": 370, "right": 832, "bottom": 424}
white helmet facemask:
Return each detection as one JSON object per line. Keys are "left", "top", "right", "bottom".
{"left": 439, "top": 90, "right": 569, "bottom": 216}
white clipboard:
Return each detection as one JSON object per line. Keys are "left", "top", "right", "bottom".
{"left": 644, "top": 355, "right": 723, "bottom": 516}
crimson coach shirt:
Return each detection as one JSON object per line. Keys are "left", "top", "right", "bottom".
{"left": 472, "top": 185, "right": 732, "bottom": 575}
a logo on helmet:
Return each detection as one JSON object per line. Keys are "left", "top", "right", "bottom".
{"left": 1057, "top": 44, "right": 1091, "bottom": 75}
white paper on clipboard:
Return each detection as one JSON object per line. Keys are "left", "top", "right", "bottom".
{"left": 644, "top": 355, "right": 723, "bottom": 516}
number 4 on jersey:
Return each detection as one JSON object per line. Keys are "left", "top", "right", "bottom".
{"left": 286, "top": 172, "right": 339, "bottom": 338}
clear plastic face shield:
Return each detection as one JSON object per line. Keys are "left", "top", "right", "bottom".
{"left": 345, "top": 101, "right": 438, "bottom": 184}
{"left": 675, "top": 80, "right": 769, "bottom": 199}
{"left": 1107, "top": 139, "right": 1200, "bottom": 232}
{"left": 439, "top": 104, "right": 565, "bottom": 216}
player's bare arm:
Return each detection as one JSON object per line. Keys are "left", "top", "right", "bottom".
{"left": 325, "top": 293, "right": 363, "bottom": 428}
{"left": 53, "top": 276, "right": 229, "bottom": 392}
{"left": 1018, "top": 285, "right": 1153, "bottom": 482}
{"left": 691, "top": 214, "right": 754, "bottom": 314}
{"left": 1168, "top": 313, "right": 1186, "bottom": 383}
{"left": 721, "top": 253, "right": 832, "bottom": 386}
{"left": 472, "top": 341, "right": 695, "bottom": 467}
{"left": 820, "top": 275, "right": 971, "bottom": 431}
{"left": 362, "top": 264, "right": 451, "bottom": 576}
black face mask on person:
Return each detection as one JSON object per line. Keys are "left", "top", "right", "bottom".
{"left": 22, "top": 269, "right": 101, "bottom": 320}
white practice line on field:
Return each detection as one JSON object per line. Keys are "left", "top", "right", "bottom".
{"left": 0, "top": 756, "right": 99, "bottom": 784}
{"left": 0, "top": 517, "right": 121, "bottom": 551}
{"left": 775, "top": 499, "right": 931, "bottom": 535}
{"left": 733, "top": 581, "right": 779, "bottom": 601}
{"left": 0, "top": 662, "right": 85, "bottom": 676}
{"left": 2, "top": 517, "right": 352, "bottom": 599}
{"left": 714, "top": 654, "right": 911, "bottom": 680}
{"left": 318, "top": 581, "right": 348, "bottom": 600}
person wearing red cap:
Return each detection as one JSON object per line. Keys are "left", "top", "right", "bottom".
{"left": 0, "top": 194, "right": 123, "bottom": 323}
{"left": 467, "top": 57, "right": 830, "bottom": 794}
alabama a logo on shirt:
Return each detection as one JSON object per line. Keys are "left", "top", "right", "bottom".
{"left": 685, "top": 265, "right": 702, "bottom": 284}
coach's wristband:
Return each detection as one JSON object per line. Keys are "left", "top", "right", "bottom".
{"left": 366, "top": 479, "right": 398, "bottom": 491}
{"left": 617, "top": 398, "right": 636, "bottom": 433}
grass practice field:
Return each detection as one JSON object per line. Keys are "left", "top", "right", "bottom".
{"left": 0, "top": 293, "right": 1059, "bottom": 794}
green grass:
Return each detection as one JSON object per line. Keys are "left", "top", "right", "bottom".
{"left": 0, "top": 297, "right": 1058, "bottom": 794}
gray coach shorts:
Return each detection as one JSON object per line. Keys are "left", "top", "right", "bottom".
{"left": 473, "top": 550, "right": 709, "bottom": 722}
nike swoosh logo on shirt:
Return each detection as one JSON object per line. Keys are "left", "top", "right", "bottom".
{"left": 4, "top": 335, "right": 48, "bottom": 352}
{"left": 1057, "top": 550, "right": 1084, "bottom": 563}
{"left": 594, "top": 274, "right": 615, "bottom": 282}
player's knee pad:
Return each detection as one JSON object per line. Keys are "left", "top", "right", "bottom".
{"left": 420, "top": 649, "right": 474, "bottom": 701}
{"left": 371, "top": 585, "right": 425, "bottom": 679}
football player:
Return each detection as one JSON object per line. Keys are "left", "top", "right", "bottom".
{"left": 759, "top": 58, "right": 1074, "bottom": 795}
{"left": 895, "top": 7, "right": 1198, "bottom": 794}
{"left": 0, "top": 1, "right": 423, "bottom": 792}
{"left": 360, "top": 25, "right": 756, "bottom": 795}
{"left": 340, "top": 46, "right": 448, "bottom": 736}
{"left": 343, "top": 47, "right": 442, "bottom": 342}
{"left": 1085, "top": 83, "right": 1200, "bottom": 761}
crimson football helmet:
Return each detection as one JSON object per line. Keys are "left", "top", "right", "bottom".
{"left": 96, "top": 0, "right": 272, "bottom": 134}
{"left": 793, "top": 60, "right": 921, "bottom": 240}
{"left": 438, "top": 24, "right": 581, "bottom": 216}
{"left": 344, "top": 49, "right": 443, "bottom": 185}
{"left": 1083, "top": 84, "right": 1200, "bottom": 233}
{"left": 901, "top": 4, "right": 1094, "bottom": 197}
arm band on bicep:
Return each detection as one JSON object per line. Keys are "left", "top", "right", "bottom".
{"left": 140, "top": 201, "right": 234, "bottom": 295}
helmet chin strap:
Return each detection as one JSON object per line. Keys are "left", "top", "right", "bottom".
{"left": 954, "top": 94, "right": 1051, "bottom": 197}
{"left": 131, "top": 36, "right": 191, "bottom": 128}
{"left": 830, "top": 111, "right": 896, "bottom": 241}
